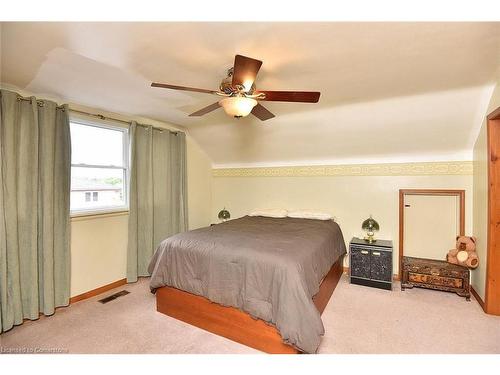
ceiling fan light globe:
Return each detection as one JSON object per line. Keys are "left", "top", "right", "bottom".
{"left": 219, "top": 97, "right": 257, "bottom": 118}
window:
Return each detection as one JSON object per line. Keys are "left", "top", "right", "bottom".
{"left": 70, "top": 118, "right": 129, "bottom": 214}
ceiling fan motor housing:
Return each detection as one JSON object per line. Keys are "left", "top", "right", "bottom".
{"left": 219, "top": 69, "right": 256, "bottom": 96}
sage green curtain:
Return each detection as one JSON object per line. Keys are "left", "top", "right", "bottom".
{"left": 127, "top": 122, "right": 187, "bottom": 282}
{"left": 0, "top": 90, "right": 71, "bottom": 333}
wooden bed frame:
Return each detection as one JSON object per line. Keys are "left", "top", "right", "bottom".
{"left": 155, "top": 254, "right": 345, "bottom": 354}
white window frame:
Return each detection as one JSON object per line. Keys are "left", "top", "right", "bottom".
{"left": 70, "top": 116, "right": 130, "bottom": 216}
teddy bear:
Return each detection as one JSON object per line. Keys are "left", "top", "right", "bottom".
{"left": 446, "top": 235, "right": 479, "bottom": 269}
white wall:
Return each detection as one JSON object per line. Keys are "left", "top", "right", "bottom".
{"left": 186, "top": 136, "right": 212, "bottom": 230}
{"left": 472, "top": 80, "right": 500, "bottom": 301}
{"left": 70, "top": 213, "right": 129, "bottom": 296}
{"left": 212, "top": 166, "right": 473, "bottom": 275}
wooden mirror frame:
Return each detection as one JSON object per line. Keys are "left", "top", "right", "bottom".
{"left": 398, "top": 189, "right": 465, "bottom": 279}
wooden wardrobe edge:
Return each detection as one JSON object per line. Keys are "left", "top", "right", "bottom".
{"left": 70, "top": 278, "right": 127, "bottom": 304}
{"left": 485, "top": 114, "right": 500, "bottom": 315}
{"left": 487, "top": 106, "right": 500, "bottom": 120}
{"left": 470, "top": 286, "right": 485, "bottom": 312}
{"left": 155, "top": 255, "right": 345, "bottom": 354}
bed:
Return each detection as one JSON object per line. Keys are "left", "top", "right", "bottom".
{"left": 148, "top": 215, "right": 346, "bottom": 353}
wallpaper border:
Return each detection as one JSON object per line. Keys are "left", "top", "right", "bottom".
{"left": 212, "top": 161, "right": 473, "bottom": 177}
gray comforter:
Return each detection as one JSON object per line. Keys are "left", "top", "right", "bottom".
{"left": 148, "top": 215, "right": 346, "bottom": 353}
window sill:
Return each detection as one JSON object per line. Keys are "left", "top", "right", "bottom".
{"left": 70, "top": 209, "right": 129, "bottom": 222}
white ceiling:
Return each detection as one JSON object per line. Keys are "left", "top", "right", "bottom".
{"left": 1, "top": 22, "right": 499, "bottom": 166}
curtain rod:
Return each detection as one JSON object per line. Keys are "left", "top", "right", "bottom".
{"left": 70, "top": 109, "right": 180, "bottom": 134}
{"left": 15, "top": 95, "right": 67, "bottom": 110}
{"left": 13, "top": 96, "right": 180, "bottom": 134}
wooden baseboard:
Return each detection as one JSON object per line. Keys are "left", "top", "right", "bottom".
{"left": 70, "top": 278, "right": 127, "bottom": 304}
{"left": 470, "top": 286, "right": 485, "bottom": 311}
{"left": 343, "top": 267, "right": 400, "bottom": 281}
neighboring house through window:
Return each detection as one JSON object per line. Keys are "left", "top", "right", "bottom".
{"left": 70, "top": 117, "right": 129, "bottom": 214}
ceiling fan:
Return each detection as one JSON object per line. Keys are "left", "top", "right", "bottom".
{"left": 151, "top": 54, "right": 321, "bottom": 121}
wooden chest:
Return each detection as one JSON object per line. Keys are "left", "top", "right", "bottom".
{"left": 401, "top": 256, "right": 470, "bottom": 300}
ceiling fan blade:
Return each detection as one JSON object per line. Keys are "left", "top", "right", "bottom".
{"left": 151, "top": 82, "right": 219, "bottom": 95}
{"left": 232, "top": 55, "right": 263, "bottom": 91}
{"left": 251, "top": 103, "right": 275, "bottom": 121}
{"left": 255, "top": 90, "right": 321, "bottom": 103}
{"left": 189, "top": 102, "right": 221, "bottom": 116}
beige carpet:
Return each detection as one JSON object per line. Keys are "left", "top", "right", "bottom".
{"left": 1, "top": 275, "right": 499, "bottom": 354}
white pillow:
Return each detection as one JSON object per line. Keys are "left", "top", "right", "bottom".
{"left": 249, "top": 208, "right": 288, "bottom": 218}
{"left": 287, "top": 209, "right": 333, "bottom": 221}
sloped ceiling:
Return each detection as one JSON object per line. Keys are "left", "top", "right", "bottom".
{"left": 1, "top": 22, "right": 499, "bottom": 166}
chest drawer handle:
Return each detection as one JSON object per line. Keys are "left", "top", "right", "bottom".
{"left": 361, "top": 250, "right": 369, "bottom": 255}
{"left": 372, "top": 251, "right": 381, "bottom": 256}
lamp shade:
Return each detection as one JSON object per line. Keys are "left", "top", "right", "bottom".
{"left": 362, "top": 215, "right": 379, "bottom": 243}
{"left": 362, "top": 216, "right": 380, "bottom": 232}
{"left": 218, "top": 208, "right": 230, "bottom": 222}
{"left": 219, "top": 97, "right": 258, "bottom": 118}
